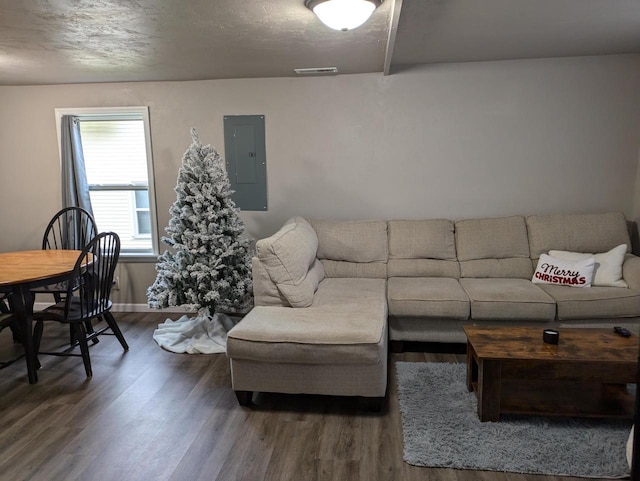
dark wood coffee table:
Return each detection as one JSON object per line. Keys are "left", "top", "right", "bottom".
{"left": 463, "top": 326, "right": 637, "bottom": 422}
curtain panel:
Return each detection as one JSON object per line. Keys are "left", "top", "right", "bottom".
{"left": 60, "top": 115, "right": 94, "bottom": 217}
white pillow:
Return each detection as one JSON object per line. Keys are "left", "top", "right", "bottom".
{"left": 548, "top": 244, "right": 628, "bottom": 288}
{"left": 532, "top": 254, "right": 595, "bottom": 288}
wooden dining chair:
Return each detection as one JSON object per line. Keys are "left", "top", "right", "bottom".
{"left": 32, "top": 232, "right": 129, "bottom": 377}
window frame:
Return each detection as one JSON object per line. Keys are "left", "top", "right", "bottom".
{"left": 54, "top": 106, "right": 159, "bottom": 261}
{"left": 132, "top": 190, "right": 152, "bottom": 238}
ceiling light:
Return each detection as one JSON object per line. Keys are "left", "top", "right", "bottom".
{"left": 306, "top": 0, "right": 382, "bottom": 31}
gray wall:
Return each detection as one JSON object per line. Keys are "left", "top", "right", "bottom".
{"left": 1, "top": 54, "right": 640, "bottom": 306}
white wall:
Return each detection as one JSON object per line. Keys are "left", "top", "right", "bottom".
{"left": 1, "top": 54, "right": 639, "bottom": 304}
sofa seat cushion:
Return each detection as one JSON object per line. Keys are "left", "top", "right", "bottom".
{"left": 387, "top": 277, "right": 469, "bottom": 319}
{"left": 460, "top": 278, "right": 556, "bottom": 320}
{"left": 227, "top": 305, "right": 386, "bottom": 365}
{"left": 538, "top": 285, "right": 640, "bottom": 320}
{"left": 227, "top": 278, "right": 387, "bottom": 365}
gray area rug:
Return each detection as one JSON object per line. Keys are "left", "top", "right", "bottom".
{"left": 395, "top": 362, "right": 631, "bottom": 478}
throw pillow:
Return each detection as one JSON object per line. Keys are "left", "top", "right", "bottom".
{"left": 549, "top": 244, "right": 628, "bottom": 288}
{"left": 532, "top": 254, "right": 595, "bottom": 288}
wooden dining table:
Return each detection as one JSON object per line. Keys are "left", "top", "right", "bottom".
{"left": 0, "top": 249, "right": 86, "bottom": 383}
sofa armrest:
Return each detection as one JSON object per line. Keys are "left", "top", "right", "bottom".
{"left": 623, "top": 254, "right": 640, "bottom": 291}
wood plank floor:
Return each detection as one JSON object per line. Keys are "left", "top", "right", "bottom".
{"left": 0, "top": 313, "right": 593, "bottom": 481}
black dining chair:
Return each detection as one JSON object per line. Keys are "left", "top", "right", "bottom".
{"left": 33, "top": 206, "right": 98, "bottom": 303}
{"left": 32, "top": 232, "right": 129, "bottom": 377}
{"left": 0, "top": 312, "right": 17, "bottom": 369}
{"left": 0, "top": 291, "right": 20, "bottom": 343}
{"left": 0, "top": 307, "right": 14, "bottom": 336}
{"left": 0, "top": 294, "right": 22, "bottom": 368}
{"left": 32, "top": 207, "right": 98, "bottom": 345}
{"left": 0, "top": 292, "right": 35, "bottom": 370}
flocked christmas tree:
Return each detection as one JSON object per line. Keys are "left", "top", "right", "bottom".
{"left": 147, "top": 128, "right": 253, "bottom": 317}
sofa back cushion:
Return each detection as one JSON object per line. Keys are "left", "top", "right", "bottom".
{"left": 388, "top": 220, "right": 460, "bottom": 278}
{"left": 526, "top": 212, "right": 631, "bottom": 260}
{"left": 456, "top": 216, "right": 532, "bottom": 278}
{"left": 309, "top": 219, "right": 388, "bottom": 278}
{"left": 255, "top": 217, "right": 324, "bottom": 307}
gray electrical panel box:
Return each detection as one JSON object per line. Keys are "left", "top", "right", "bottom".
{"left": 223, "top": 115, "right": 267, "bottom": 211}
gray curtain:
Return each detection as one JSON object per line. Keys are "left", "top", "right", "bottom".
{"left": 61, "top": 115, "right": 94, "bottom": 217}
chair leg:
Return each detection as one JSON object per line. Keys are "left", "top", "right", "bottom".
{"left": 104, "top": 312, "right": 129, "bottom": 351}
{"left": 75, "top": 323, "right": 93, "bottom": 378}
{"left": 11, "top": 328, "right": 21, "bottom": 343}
{"left": 84, "top": 319, "right": 99, "bottom": 344}
{"left": 33, "top": 320, "right": 44, "bottom": 354}
{"left": 31, "top": 321, "right": 44, "bottom": 370}
{"left": 11, "top": 314, "right": 22, "bottom": 344}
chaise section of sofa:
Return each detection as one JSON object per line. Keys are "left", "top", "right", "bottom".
{"left": 226, "top": 217, "right": 389, "bottom": 409}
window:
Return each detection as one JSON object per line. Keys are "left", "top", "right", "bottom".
{"left": 55, "top": 107, "right": 158, "bottom": 258}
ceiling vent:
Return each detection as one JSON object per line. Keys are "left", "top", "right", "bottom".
{"left": 294, "top": 67, "right": 338, "bottom": 75}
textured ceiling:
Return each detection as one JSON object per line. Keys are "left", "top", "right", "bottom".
{"left": 0, "top": 0, "right": 639, "bottom": 86}
{"left": 0, "top": 0, "right": 390, "bottom": 85}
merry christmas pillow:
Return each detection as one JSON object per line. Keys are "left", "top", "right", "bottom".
{"left": 548, "top": 244, "right": 628, "bottom": 288}
{"left": 532, "top": 254, "right": 595, "bottom": 288}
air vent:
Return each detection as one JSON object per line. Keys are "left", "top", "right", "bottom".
{"left": 294, "top": 67, "right": 338, "bottom": 75}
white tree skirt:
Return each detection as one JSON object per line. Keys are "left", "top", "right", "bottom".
{"left": 153, "top": 312, "right": 239, "bottom": 354}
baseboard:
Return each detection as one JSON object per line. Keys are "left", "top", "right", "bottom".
{"left": 111, "top": 304, "right": 195, "bottom": 313}
{"left": 33, "top": 302, "right": 195, "bottom": 314}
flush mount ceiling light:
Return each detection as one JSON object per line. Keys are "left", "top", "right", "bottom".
{"left": 305, "top": 0, "right": 382, "bottom": 31}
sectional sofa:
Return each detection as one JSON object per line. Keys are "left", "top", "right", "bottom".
{"left": 226, "top": 212, "right": 640, "bottom": 407}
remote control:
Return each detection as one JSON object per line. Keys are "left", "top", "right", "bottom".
{"left": 614, "top": 326, "right": 632, "bottom": 337}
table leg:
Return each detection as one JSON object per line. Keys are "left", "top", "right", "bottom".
{"left": 466, "top": 341, "right": 476, "bottom": 392}
{"left": 478, "top": 359, "right": 501, "bottom": 422}
{"left": 11, "top": 285, "right": 38, "bottom": 384}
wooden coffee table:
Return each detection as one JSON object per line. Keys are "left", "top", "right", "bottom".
{"left": 463, "top": 326, "right": 638, "bottom": 422}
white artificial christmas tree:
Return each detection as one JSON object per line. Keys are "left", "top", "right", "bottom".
{"left": 148, "top": 129, "right": 253, "bottom": 353}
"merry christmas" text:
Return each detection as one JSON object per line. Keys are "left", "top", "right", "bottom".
{"left": 534, "top": 262, "right": 587, "bottom": 285}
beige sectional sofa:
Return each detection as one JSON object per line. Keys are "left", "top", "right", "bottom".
{"left": 226, "top": 212, "right": 640, "bottom": 407}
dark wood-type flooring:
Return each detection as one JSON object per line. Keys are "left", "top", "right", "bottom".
{"left": 0, "top": 312, "right": 601, "bottom": 481}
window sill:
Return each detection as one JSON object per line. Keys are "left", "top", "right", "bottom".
{"left": 119, "top": 253, "right": 158, "bottom": 263}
